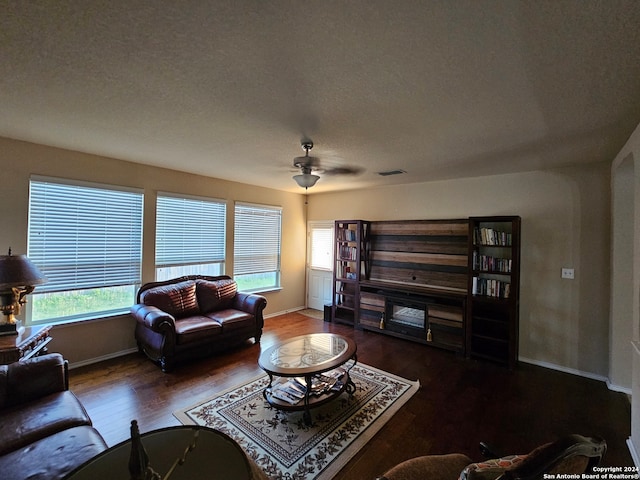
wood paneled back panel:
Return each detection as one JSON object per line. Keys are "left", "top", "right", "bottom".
{"left": 369, "top": 219, "right": 469, "bottom": 292}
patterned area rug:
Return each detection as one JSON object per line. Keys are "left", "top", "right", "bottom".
{"left": 174, "top": 363, "right": 420, "bottom": 480}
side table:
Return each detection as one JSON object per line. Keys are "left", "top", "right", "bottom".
{"left": 0, "top": 325, "right": 52, "bottom": 364}
{"left": 63, "top": 425, "right": 266, "bottom": 480}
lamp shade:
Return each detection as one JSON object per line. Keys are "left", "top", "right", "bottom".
{"left": 0, "top": 254, "right": 47, "bottom": 288}
{"left": 293, "top": 173, "right": 320, "bottom": 189}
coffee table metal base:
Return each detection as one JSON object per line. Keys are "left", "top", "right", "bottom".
{"left": 262, "top": 361, "right": 357, "bottom": 425}
{"left": 258, "top": 333, "right": 358, "bottom": 425}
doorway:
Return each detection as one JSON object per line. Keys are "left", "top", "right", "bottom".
{"left": 306, "top": 222, "right": 334, "bottom": 311}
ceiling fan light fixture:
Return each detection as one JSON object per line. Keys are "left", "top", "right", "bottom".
{"left": 293, "top": 172, "right": 320, "bottom": 189}
{"left": 292, "top": 141, "right": 320, "bottom": 189}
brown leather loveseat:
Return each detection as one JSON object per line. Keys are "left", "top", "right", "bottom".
{"left": 131, "top": 275, "right": 267, "bottom": 372}
{"left": 0, "top": 353, "right": 107, "bottom": 480}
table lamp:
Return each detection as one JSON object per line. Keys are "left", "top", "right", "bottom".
{"left": 0, "top": 249, "right": 47, "bottom": 335}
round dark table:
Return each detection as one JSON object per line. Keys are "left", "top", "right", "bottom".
{"left": 62, "top": 425, "right": 265, "bottom": 479}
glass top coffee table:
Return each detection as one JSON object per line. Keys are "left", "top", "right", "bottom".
{"left": 258, "top": 333, "right": 357, "bottom": 425}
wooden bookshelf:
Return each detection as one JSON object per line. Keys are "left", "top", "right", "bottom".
{"left": 332, "top": 220, "right": 371, "bottom": 326}
{"left": 330, "top": 216, "right": 521, "bottom": 368}
{"left": 467, "top": 216, "right": 521, "bottom": 368}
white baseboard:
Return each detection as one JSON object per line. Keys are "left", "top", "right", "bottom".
{"left": 607, "top": 379, "right": 633, "bottom": 396}
{"left": 67, "top": 308, "right": 310, "bottom": 368}
{"left": 519, "top": 356, "right": 632, "bottom": 395}
{"left": 628, "top": 437, "right": 640, "bottom": 469}
{"left": 67, "top": 347, "right": 139, "bottom": 370}
{"left": 264, "top": 306, "right": 306, "bottom": 319}
{"left": 68, "top": 327, "right": 633, "bottom": 397}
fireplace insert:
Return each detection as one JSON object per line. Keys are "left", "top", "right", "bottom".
{"left": 384, "top": 297, "right": 427, "bottom": 338}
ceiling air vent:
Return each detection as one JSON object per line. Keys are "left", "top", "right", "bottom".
{"left": 377, "top": 169, "right": 406, "bottom": 177}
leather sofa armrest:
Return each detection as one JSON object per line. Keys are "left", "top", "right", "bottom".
{"left": 2, "top": 353, "right": 68, "bottom": 408}
{"left": 131, "top": 304, "right": 176, "bottom": 332}
{"left": 232, "top": 293, "right": 267, "bottom": 320}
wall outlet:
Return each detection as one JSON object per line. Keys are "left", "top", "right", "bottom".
{"left": 561, "top": 268, "right": 575, "bottom": 279}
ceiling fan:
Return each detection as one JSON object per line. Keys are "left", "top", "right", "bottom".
{"left": 292, "top": 141, "right": 363, "bottom": 190}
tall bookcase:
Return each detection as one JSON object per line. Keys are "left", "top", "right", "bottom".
{"left": 332, "top": 220, "right": 371, "bottom": 326}
{"left": 467, "top": 216, "right": 521, "bottom": 369}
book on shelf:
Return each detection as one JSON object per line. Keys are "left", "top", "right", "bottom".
{"left": 338, "top": 228, "right": 357, "bottom": 242}
{"left": 472, "top": 251, "right": 512, "bottom": 272}
{"left": 471, "top": 276, "right": 511, "bottom": 299}
{"left": 339, "top": 245, "right": 357, "bottom": 260}
{"left": 474, "top": 227, "right": 512, "bottom": 247}
{"left": 337, "top": 263, "right": 357, "bottom": 280}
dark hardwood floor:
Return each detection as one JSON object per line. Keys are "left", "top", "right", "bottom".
{"left": 69, "top": 312, "right": 633, "bottom": 478}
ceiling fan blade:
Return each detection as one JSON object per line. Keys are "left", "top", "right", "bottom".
{"left": 288, "top": 140, "right": 363, "bottom": 184}
{"left": 293, "top": 155, "right": 321, "bottom": 169}
{"left": 322, "top": 165, "right": 364, "bottom": 176}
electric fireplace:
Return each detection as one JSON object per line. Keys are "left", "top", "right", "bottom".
{"left": 385, "top": 297, "right": 427, "bottom": 337}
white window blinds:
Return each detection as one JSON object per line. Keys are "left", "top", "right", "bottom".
{"left": 28, "top": 178, "right": 143, "bottom": 293}
{"left": 156, "top": 194, "right": 226, "bottom": 268}
{"left": 234, "top": 203, "right": 282, "bottom": 275}
{"left": 310, "top": 226, "right": 333, "bottom": 270}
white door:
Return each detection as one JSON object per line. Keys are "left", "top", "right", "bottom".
{"left": 306, "top": 222, "right": 334, "bottom": 311}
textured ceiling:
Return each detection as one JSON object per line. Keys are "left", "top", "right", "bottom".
{"left": 2, "top": 1, "right": 640, "bottom": 193}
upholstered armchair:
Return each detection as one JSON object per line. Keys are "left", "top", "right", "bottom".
{"left": 0, "top": 354, "right": 107, "bottom": 479}
{"left": 376, "top": 434, "right": 607, "bottom": 480}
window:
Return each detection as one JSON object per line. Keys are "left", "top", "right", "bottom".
{"left": 27, "top": 177, "right": 143, "bottom": 324}
{"left": 155, "top": 193, "right": 226, "bottom": 281}
{"left": 309, "top": 225, "right": 333, "bottom": 270}
{"left": 234, "top": 202, "right": 282, "bottom": 292}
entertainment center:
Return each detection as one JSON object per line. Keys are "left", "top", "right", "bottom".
{"left": 332, "top": 217, "right": 521, "bottom": 368}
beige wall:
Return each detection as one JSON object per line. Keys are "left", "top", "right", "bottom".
{"left": 611, "top": 121, "right": 640, "bottom": 462}
{"left": 0, "top": 135, "right": 615, "bottom": 382}
{"left": 611, "top": 156, "right": 634, "bottom": 389}
{"left": 0, "top": 137, "right": 308, "bottom": 365}
{"left": 307, "top": 164, "right": 612, "bottom": 378}
{"left": 2, "top": 128, "right": 633, "bottom": 458}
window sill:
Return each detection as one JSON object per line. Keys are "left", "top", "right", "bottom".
{"left": 27, "top": 309, "right": 132, "bottom": 329}
{"left": 240, "top": 286, "right": 282, "bottom": 295}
